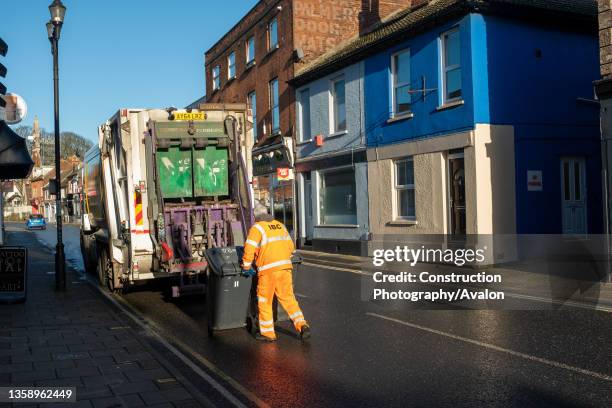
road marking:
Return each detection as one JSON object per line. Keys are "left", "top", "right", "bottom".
{"left": 302, "top": 261, "right": 373, "bottom": 276}
{"left": 89, "top": 278, "right": 268, "bottom": 408}
{"left": 305, "top": 262, "right": 612, "bottom": 314}
{"left": 367, "top": 312, "right": 612, "bottom": 383}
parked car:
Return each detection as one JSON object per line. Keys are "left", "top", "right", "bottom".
{"left": 26, "top": 214, "right": 46, "bottom": 230}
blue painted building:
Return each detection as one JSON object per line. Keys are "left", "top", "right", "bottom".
{"left": 292, "top": 0, "right": 601, "bottom": 256}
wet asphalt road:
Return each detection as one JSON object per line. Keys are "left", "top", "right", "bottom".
{"left": 26, "top": 223, "right": 612, "bottom": 407}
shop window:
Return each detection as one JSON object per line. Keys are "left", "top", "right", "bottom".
{"left": 319, "top": 167, "right": 357, "bottom": 225}
{"left": 394, "top": 158, "right": 415, "bottom": 219}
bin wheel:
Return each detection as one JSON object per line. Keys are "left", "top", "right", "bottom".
{"left": 246, "top": 316, "right": 257, "bottom": 335}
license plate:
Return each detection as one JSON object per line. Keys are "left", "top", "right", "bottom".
{"left": 174, "top": 112, "right": 205, "bottom": 121}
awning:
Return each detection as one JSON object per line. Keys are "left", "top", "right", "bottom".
{"left": 0, "top": 120, "right": 34, "bottom": 180}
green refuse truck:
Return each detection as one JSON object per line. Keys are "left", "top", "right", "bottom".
{"left": 80, "top": 105, "right": 255, "bottom": 296}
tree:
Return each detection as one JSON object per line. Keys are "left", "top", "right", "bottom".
{"left": 13, "top": 125, "right": 93, "bottom": 166}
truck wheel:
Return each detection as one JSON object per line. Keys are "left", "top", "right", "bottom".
{"left": 97, "top": 246, "right": 110, "bottom": 287}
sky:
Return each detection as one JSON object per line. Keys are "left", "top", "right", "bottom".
{"left": 2, "top": 0, "right": 257, "bottom": 141}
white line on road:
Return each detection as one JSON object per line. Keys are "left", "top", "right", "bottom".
{"left": 367, "top": 312, "right": 612, "bottom": 383}
{"left": 302, "top": 261, "right": 373, "bottom": 276}
{"left": 305, "top": 262, "right": 612, "bottom": 314}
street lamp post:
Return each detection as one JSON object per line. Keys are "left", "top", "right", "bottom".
{"left": 47, "top": 0, "right": 66, "bottom": 292}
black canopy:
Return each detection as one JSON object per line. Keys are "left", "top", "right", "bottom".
{"left": 0, "top": 120, "right": 34, "bottom": 180}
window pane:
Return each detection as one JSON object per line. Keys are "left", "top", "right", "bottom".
{"left": 398, "top": 189, "right": 415, "bottom": 218}
{"left": 574, "top": 161, "right": 581, "bottom": 201}
{"left": 228, "top": 52, "right": 235, "bottom": 78}
{"left": 300, "top": 89, "right": 311, "bottom": 141}
{"left": 334, "top": 80, "right": 346, "bottom": 131}
{"left": 271, "top": 79, "right": 279, "bottom": 132}
{"left": 269, "top": 18, "right": 278, "bottom": 48}
{"left": 445, "top": 30, "right": 460, "bottom": 67}
{"left": 563, "top": 162, "right": 570, "bottom": 200}
{"left": 247, "top": 37, "right": 255, "bottom": 62}
{"left": 394, "top": 51, "right": 410, "bottom": 85}
{"left": 395, "top": 85, "right": 411, "bottom": 113}
{"left": 396, "top": 160, "right": 414, "bottom": 186}
{"left": 446, "top": 68, "right": 462, "bottom": 100}
{"left": 321, "top": 169, "right": 357, "bottom": 225}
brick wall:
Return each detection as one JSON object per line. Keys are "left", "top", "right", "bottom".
{"left": 204, "top": 0, "right": 413, "bottom": 142}
{"left": 600, "top": 0, "right": 612, "bottom": 77}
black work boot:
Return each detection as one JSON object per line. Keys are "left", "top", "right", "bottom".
{"left": 299, "top": 325, "right": 311, "bottom": 341}
{"left": 254, "top": 332, "right": 276, "bottom": 342}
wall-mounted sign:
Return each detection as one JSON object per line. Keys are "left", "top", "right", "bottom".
{"left": 527, "top": 170, "right": 543, "bottom": 191}
{"left": 277, "top": 167, "right": 293, "bottom": 181}
{"left": 0, "top": 247, "right": 27, "bottom": 303}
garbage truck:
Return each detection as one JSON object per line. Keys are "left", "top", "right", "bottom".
{"left": 80, "top": 105, "right": 254, "bottom": 296}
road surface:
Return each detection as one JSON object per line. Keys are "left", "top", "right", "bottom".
{"left": 25, "top": 223, "right": 612, "bottom": 407}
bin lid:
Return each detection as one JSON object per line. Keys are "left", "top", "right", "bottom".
{"left": 205, "top": 246, "right": 244, "bottom": 277}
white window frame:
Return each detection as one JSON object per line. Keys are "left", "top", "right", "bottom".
{"left": 330, "top": 76, "right": 346, "bottom": 134}
{"left": 269, "top": 78, "right": 280, "bottom": 134}
{"left": 391, "top": 49, "right": 411, "bottom": 117}
{"left": 227, "top": 52, "right": 236, "bottom": 79}
{"left": 268, "top": 17, "right": 279, "bottom": 50}
{"left": 394, "top": 158, "right": 416, "bottom": 220}
{"left": 212, "top": 65, "right": 220, "bottom": 91}
{"left": 440, "top": 27, "right": 462, "bottom": 104}
{"left": 298, "top": 88, "right": 311, "bottom": 142}
{"left": 246, "top": 36, "right": 255, "bottom": 65}
{"left": 248, "top": 91, "right": 257, "bottom": 140}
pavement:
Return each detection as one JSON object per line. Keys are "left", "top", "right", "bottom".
{"left": 0, "top": 225, "right": 214, "bottom": 408}
{"left": 5, "top": 224, "right": 612, "bottom": 407}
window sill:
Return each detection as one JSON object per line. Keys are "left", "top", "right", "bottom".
{"left": 227, "top": 76, "right": 236, "bottom": 84}
{"left": 386, "top": 219, "right": 418, "bottom": 226}
{"left": 387, "top": 112, "right": 414, "bottom": 124}
{"left": 327, "top": 130, "right": 348, "bottom": 139}
{"left": 296, "top": 138, "right": 313, "bottom": 146}
{"left": 245, "top": 60, "right": 256, "bottom": 70}
{"left": 266, "top": 44, "right": 279, "bottom": 57}
{"left": 436, "top": 99, "right": 464, "bottom": 111}
{"left": 315, "top": 224, "right": 360, "bottom": 228}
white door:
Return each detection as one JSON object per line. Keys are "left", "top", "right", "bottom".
{"left": 561, "top": 157, "right": 587, "bottom": 234}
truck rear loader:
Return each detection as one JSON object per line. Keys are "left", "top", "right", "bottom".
{"left": 80, "top": 105, "right": 254, "bottom": 296}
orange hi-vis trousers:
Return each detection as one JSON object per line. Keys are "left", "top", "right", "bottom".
{"left": 257, "top": 268, "right": 307, "bottom": 339}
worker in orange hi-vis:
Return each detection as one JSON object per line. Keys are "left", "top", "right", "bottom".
{"left": 242, "top": 200, "right": 310, "bottom": 342}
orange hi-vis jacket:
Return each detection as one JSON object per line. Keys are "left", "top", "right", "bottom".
{"left": 242, "top": 220, "right": 294, "bottom": 273}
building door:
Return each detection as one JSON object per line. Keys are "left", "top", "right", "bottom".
{"left": 561, "top": 157, "right": 587, "bottom": 234}
{"left": 448, "top": 151, "right": 466, "bottom": 235}
{"left": 303, "top": 173, "right": 313, "bottom": 242}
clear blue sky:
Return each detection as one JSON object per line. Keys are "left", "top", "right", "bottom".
{"left": 3, "top": 0, "right": 257, "bottom": 141}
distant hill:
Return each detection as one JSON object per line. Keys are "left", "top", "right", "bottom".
{"left": 12, "top": 125, "right": 94, "bottom": 166}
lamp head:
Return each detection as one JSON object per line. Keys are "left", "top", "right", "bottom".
{"left": 48, "top": 0, "right": 66, "bottom": 25}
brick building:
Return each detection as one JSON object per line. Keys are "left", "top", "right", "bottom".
{"left": 204, "top": 0, "right": 413, "bottom": 234}
{"left": 597, "top": 0, "right": 612, "bottom": 237}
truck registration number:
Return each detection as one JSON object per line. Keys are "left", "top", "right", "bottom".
{"left": 174, "top": 112, "right": 205, "bottom": 121}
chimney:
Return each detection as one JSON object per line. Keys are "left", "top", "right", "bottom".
{"left": 359, "top": 0, "right": 381, "bottom": 35}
